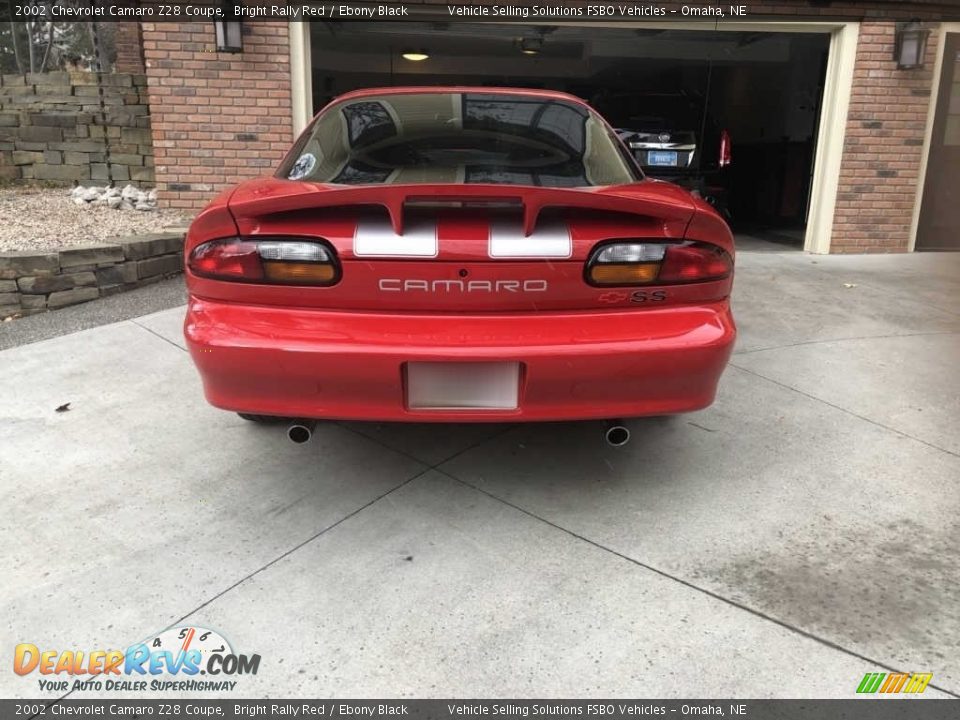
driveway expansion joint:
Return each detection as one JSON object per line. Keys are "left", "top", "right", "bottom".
{"left": 732, "top": 330, "right": 959, "bottom": 356}
{"left": 441, "top": 470, "right": 960, "bottom": 699}
{"left": 129, "top": 317, "right": 187, "bottom": 352}
{"left": 104, "top": 423, "right": 519, "bottom": 697}
{"left": 729, "top": 362, "right": 960, "bottom": 460}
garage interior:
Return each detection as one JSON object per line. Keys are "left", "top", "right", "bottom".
{"left": 309, "top": 23, "right": 831, "bottom": 249}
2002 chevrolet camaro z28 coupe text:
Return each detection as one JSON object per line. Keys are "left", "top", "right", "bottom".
{"left": 184, "top": 87, "right": 736, "bottom": 444}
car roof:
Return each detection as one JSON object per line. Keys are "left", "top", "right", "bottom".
{"left": 329, "top": 86, "right": 591, "bottom": 108}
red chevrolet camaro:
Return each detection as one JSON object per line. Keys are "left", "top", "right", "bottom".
{"left": 183, "top": 87, "right": 735, "bottom": 445}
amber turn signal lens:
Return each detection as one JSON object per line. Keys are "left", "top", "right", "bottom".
{"left": 263, "top": 262, "right": 336, "bottom": 284}
{"left": 589, "top": 263, "right": 660, "bottom": 285}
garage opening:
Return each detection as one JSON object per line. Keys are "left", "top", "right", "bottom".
{"left": 309, "top": 23, "right": 830, "bottom": 251}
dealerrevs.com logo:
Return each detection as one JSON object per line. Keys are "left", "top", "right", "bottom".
{"left": 14, "top": 626, "right": 260, "bottom": 693}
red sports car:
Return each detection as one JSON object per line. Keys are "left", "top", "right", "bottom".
{"left": 184, "top": 87, "right": 735, "bottom": 445}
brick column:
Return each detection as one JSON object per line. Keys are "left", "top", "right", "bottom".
{"left": 140, "top": 22, "right": 293, "bottom": 210}
{"left": 832, "top": 21, "right": 940, "bottom": 253}
{"left": 113, "top": 22, "right": 145, "bottom": 75}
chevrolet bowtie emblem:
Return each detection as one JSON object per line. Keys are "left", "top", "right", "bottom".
{"left": 598, "top": 292, "right": 629, "bottom": 304}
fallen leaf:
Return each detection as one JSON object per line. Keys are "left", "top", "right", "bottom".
{"left": 55, "top": 403, "right": 71, "bottom": 413}
{"left": 843, "top": 283, "right": 858, "bottom": 288}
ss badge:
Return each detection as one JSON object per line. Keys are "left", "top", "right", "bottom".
{"left": 631, "top": 290, "right": 667, "bottom": 303}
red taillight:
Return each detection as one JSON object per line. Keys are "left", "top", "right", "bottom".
{"left": 188, "top": 238, "right": 339, "bottom": 285}
{"left": 659, "top": 244, "right": 732, "bottom": 283}
{"left": 190, "top": 240, "right": 264, "bottom": 281}
{"left": 586, "top": 241, "right": 731, "bottom": 286}
{"left": 719, "top": 129, "right": 731, "bottom": 168}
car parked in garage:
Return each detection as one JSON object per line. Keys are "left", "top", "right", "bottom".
{"left": 183, "top": 87, "right": 736, "bottom": 445}
{"left": 607, "top": 92, "right": 732, "bottom": 217}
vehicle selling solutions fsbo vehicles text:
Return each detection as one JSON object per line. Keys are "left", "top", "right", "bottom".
{"left": 446, "top": 5, "right": 667, "bottom": 17}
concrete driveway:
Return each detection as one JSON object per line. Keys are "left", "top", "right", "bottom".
{"left": 1, "top": 249, "right": 958, "bottom": 699}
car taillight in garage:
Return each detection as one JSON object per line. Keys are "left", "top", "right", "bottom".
{"left": 586, "top": 241, "right": 732, "bottom": 286}
{"left": 719, "top": 129, "right": 732, "bottom": 168}
{"left": 188, "top": 238, "right": 339, "bottom": 285}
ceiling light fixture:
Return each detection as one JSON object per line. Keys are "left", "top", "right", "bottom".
{"left": 519, "top": 37, "right": 543, "bottom": 55}
{"left": 401, "top": 49, "right": 430, "bottom": 62}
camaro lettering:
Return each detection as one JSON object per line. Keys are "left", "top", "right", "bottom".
{"left": 379, "top": 279, "right": 548, "bottom": 292}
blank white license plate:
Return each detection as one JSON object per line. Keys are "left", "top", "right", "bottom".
{"left": 407, "top": 362, "right": 520, "bottom": 410}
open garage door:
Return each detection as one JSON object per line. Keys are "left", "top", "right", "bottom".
{"left": 308, "top": 22, "right": 830, "bottom": 251}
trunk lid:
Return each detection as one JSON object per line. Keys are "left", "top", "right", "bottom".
{"left": 223, "top": 178, "right": 708, "bottom": 312}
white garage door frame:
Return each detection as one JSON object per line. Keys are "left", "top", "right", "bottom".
{"left": 288, "top": 19, "right": 860, "bottom": 254}
{"left": 290, "top": 22, "right": 313, "bottom": 136}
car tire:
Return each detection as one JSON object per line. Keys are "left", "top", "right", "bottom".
{"left": 237, "top": 413, "right": 284, "bottom": 423}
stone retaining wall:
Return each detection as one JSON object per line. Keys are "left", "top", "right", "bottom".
{"left": 0, "top": 234, "right": 183, "bottom": 320}
{"left": 0, "top": 71, "right": 153, "bottom": 184}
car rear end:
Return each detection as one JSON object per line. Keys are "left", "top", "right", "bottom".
{"left": 613, "top": 93, "right": 732, "bottom": 209}
{"left": 183, "top": 88, "right": 735, "bottom": 423}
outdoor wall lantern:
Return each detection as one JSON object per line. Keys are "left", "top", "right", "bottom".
{"left": 894, "top": 21, "right": 930, "bottom": 70}
{"left": 214, "top": 21, "right": 243, "bottom": 54}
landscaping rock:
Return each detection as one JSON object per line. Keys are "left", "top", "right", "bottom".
{"left": 0, "top": 252, "right": 59, "bottom": 279}
{"left": 120, "top": 234, "right": 183, "bottom": 260}
{"left": 137, "top": 254, "right": 182, "bottom": 279}
{"left": 47, "top": 286, "right": 99, "bottom": 309}
{"left": 17, "top": 272, "right": 96, "bottom": 294}
{"left": 69, "top": 183, "right": 159, "bottom": 211}
{"left": 59, "top": 245, "right": 125, "bottom": 268}
{"left": 1, "top": 188, "right": 183, "bottom": 253}
{"left": 19, "top": 295, "right": 46, "bottom": 310}
{"left": 95, "top": 262, "right": 138, "bottom": 285}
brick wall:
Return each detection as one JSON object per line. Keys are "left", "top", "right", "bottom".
{"left": 0, "top": 72, "right": 154, "bottom": 185}
{"left": 140, "top": 22, "right": 292, "bottom": 210}
{"left": 114, "top": 22, "right": 146, "bottom": 75}
{"left": 831, "top": 22, "right": 940, "bottom": 253}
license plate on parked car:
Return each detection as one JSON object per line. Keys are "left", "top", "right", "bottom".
{"left": 407, "top": 362, "right": 520, "bottom": 410}
{"left": 647, "top": 150, "right": 678, "bottom": 167}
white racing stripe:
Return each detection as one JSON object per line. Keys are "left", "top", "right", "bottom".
{"left": 489, "top": 218, "right": 572, "bottom": 258}
{"left": 354, "top": 215, "right": 438, "bottom": 257}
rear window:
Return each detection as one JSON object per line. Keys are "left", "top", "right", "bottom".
{"left": 278, "top": 92, "right": 641, "bottom": 188}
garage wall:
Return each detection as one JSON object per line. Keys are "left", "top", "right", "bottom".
{"left": 140, "top": 22, "right": 292, "bottom": 210}
{"left": 832, "top": 22, "right": 941, "bottom": 253}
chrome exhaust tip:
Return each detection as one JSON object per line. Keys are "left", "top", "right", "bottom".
{"left": 604, "top": 422, "right": 631, "bottom": 447}
{"left": 287, "top": 420, "right": 317, "bottom": 444}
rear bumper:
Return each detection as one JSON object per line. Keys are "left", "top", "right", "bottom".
{"left": 184, "top": 298, "right": 735, "bottom": 422}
